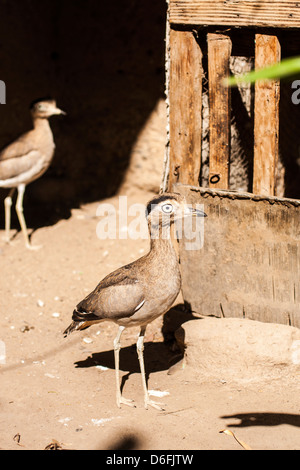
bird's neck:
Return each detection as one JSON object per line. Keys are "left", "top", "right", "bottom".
{"left": 32, "top": 117, "right": 55, "bottom": 156}
{"left": 148, "top": 222, "right": 177, "bottom": 258}
{"left": 33, "top": 117, "right": 51, "bottom": 132}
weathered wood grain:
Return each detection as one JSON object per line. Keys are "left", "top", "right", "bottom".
{"left": 169, "top": 1, "right": 300, "bottom": 28}
{"left": 253, "top": 34, "right": 281, "bottom": 196}
{"left": 175, "top": 183, "right": 300, "bottom": 328}
{"left": 168, "top": 29, "right": 203, "bottom": 189}
{"left": 207, "top": 33, "right": 231, "bottom": 190}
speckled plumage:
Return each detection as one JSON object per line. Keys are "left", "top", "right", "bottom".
{"left": 0, "top": 100, "right": 65, "bottom": 248}
{"left": 65, "top": 236, "right": 181, "bottom": 332}
{"left": 64, "top": 193, "right": 206, "bottom": 410}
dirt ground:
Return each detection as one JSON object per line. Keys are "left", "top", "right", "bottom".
{"left": 0, "top": 187, "right": 299, "bottom": 451}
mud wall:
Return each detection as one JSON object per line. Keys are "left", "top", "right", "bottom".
{"left": 0, "top": 0, "right": 166, "bottom": 217}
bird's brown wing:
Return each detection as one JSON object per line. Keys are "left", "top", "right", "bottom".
{"left": 73, "top": 270, "right": 145, "bottom": 322}
{"left": 0, "top": 149, "right": 43, "bottom": 181}
{"left": 0, "top": 132, "right": 35, "bottom": 162}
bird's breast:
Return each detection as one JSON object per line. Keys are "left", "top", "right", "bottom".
{"left": 117, "top": 266, "right": 181, "bottom": 328}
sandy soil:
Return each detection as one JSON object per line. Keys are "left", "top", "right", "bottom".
{"left": 0, "top": 188, "right": 299, "bottom": 451}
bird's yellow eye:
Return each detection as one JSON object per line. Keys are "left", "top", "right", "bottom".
{"left": 161, "top": 203, "right": 173, "bottom": 214}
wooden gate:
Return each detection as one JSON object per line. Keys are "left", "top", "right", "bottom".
{"left": 166, "top": 1, "right": 300, "bottom": 327}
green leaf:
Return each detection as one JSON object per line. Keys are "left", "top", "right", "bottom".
{"left": 225, "top": 56, "right": 300, "bottom": 86}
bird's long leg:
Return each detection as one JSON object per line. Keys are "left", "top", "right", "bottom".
{"left": 137, "top": 326, "right": 165, "bottom": 411}
{"left": 4, "top": 188, "right": 15, "bottom": 242}
{"left": 15, "top": 184, "right": 40, "bottom": 250}
{"left": 114, "top": 325, "right": 135, "bottom": 408}
{"left": 15, "top": 184, "right": 27, "bottom": 244}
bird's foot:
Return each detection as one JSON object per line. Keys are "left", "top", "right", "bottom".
{"left": 25, "top": 242, "right": 42, "bottom": 251}
{"left": 2, "top": 233, "right": 12, "bottom": 244}
{"left": 117, "top": 396, "right": 136, "bottom": 408}
{"left": 144, "top": 398, "right": 166, "bottom": 411}
{"left": 2, "top": 236, "right": 18, "bottom": 247}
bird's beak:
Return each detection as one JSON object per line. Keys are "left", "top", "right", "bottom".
{"left": 184, "top": 206, "right": 207, "bottom": 218}
{"left": 53, "top": 107, "right": 66, "bottom": 116}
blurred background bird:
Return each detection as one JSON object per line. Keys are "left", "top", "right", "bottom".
{"left": 64, "top": 192, "right": 206, "bottom": 410}
{"left": 0, "top": 99, "right": 66, "bottom": 249}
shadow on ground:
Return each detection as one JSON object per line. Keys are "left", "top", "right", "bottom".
{"left": 221, "top": 412, "right": 300, "bottom": 428}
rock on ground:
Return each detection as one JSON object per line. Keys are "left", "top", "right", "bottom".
{"left": 176, "top": 317, "right": 300, "bottom": 384}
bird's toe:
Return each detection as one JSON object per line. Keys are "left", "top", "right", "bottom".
{"left": 144, "top": 399, "right": 166, "bottom": 411}
{"left": 2, "top": 234, "right": 12, "bottom": 244}
{"left": 117, "top": 396, "right": 136, "bottom": 408}
{"left": 2, "top": 236, "right": 18, "bottom": 247}
{"left": 25, "top": 242, "right": 42, "bottom": 251}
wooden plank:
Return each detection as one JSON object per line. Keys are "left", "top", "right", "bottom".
{"left": 168, "top": 29, "right": 202, "bottom": 189}
{"left": 169, "top": 1, "right": 300, "bottom": 28}
{"left": 207, "top": 33, "right": 231, "bottom": 190}
{"left": 253, "top": 34, "right": 281, "bottom": 196}
{"left": 175, "top": 183, "right": 300, "bottom": 328}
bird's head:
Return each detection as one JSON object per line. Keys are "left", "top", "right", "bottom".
{"left": 146, "top": 192, "right": 207, "bottom": 228}
{"left": 30, "top": 99, "right": 66, "bottom": 119}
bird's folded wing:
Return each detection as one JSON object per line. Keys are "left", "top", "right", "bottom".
{"left": 0, "top": 134, "right": 36, "bottom": 162}
{"left": 76, "top": 281, "right": 145, "bottom": 321}
{"left": 0, "top": 149, "right": 43, "bottom": 180}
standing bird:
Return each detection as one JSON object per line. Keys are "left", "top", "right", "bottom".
{"left": 64, "top": 193, "right": 207, "bottom": 410}
{"left": 0, "top": 99, "right": 66, "bottom": 249}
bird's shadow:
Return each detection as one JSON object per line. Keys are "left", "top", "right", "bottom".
{"left": 75, "top": 341, "right": 181, "bottom": 393}
{"left": 74, "top": 304, "right": 198, "bottom": 392}
{"left": 221, "top": 412, "right": 300, "bottom": 428}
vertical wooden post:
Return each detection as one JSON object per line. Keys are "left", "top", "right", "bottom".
{"left": 168, "top": 29, "right": 203, "bottom": 190}
{"left": 253, "top": 34, "right": 281, "bottom": 196}
{"left": 207, "top": 33, "right": 232, "bottom": 190}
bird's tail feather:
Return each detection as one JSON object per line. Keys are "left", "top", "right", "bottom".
{"left": 63, "top": 320, "right": 96, "bottom": 337}
{"left": 63, "top": 321, "right": 79, "bottom": 337}
{"left": 63, "top": 309, "right": 100, "bottom": 337}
